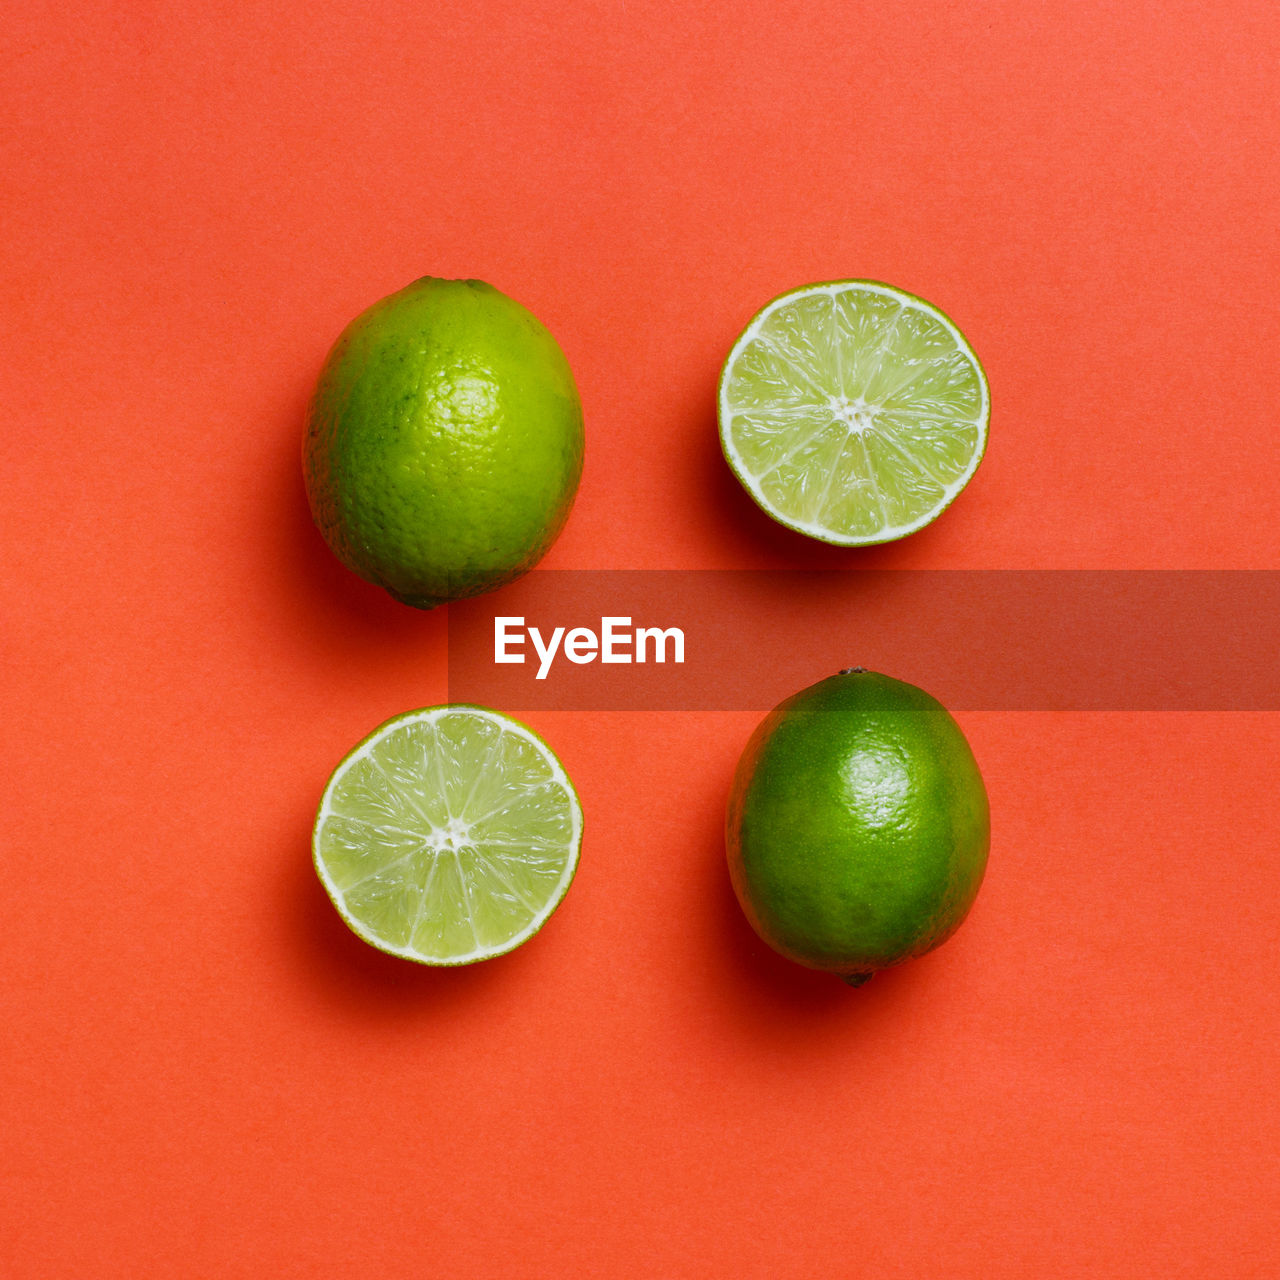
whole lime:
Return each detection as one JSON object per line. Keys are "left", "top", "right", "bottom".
{"left": 304, "top": 277, "right": 584, "bottom": 609}
{"left": 726, "top": 669, "right": 989, "bottom": 984}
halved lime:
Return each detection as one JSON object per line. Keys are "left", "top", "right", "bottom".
{"left": 313, "top": 706, "right": 582, "bottom": 965}
{"left": 718, "top": 280, "right": 989, "bottom": 545}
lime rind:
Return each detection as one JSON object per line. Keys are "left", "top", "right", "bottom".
{"left": 718, "top": 280, "right": 989, "bottom": 546}
{"left": 313, "top": 705, "right": 583, "bottom": 966}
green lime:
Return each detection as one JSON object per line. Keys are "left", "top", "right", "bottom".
{"left": 313, "top": 705, "right": 583, "bottom": 965}
{"left": 304, "top": 277, "right": 584, "bottom": 609}
{"left": 726, "top": 669, "right": 989, "bottom": 984}
{"left": 718, "top": 280, "right": 989, "bottom": 545}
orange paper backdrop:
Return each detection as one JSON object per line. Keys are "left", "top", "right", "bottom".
{"left": 3, "top": 2, "right": 1278, "bottom": 1276}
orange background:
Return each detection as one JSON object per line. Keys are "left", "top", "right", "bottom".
{"left": 3, "top": 2, "right": 1278, "bottom": 1276}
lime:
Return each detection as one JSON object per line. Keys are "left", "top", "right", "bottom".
{"left": 313, "top": 706, "right": 583, "bottom": 965}
{"left": 726, "top": 669, "right": 989, "bottom": 984}
{"left": 718, "top": 280, "right": 988, "bottom": 545}
{"left": 304, "top": 277, "right": 584, "bottom": 609}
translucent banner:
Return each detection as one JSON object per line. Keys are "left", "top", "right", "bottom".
{"left": 446, "top": 571, "right": 1280, "bottom": 711}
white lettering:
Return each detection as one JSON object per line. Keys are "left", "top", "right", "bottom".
{"left": 529, "top": 626, "right": 565, "bottom": 680}
{"left": 600, "top": 617, "right": 632, "bottom": 663}
{"left": 564, "top": 627, "right": 598, "bottom": 663}
{"left": 494, "top": 617, "right": 525, "bottom": 663}
{"left": 494, "top": 618, "right": 684, "bottom": 678}
{"left": 636, "top": 627, "right": 685, "bottom": 664}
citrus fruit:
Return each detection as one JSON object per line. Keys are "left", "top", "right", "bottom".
{"left": 313, "top": 705, "right": 583, "bottom": 965}
{"left": 726, "top": 669, "right": 989, "bottom": 984}
{"left": 304, "top": 277, "right": 584, "bottom": 609}
{"left": 718, "top": 280, "right": 989, "bottom": 545}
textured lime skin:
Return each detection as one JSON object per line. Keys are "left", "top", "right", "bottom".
{"left": 304, "top": 277, "right": 584, "bottom": 608}
{"left": 727, "top": 670, "right": 989, "bottom": 982}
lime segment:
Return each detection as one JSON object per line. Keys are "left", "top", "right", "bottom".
{"left": 719, "top": 280, "right": 989, "bottom": 545}
{"left": 313, "top": 706, "right": 582, "bottom": 965}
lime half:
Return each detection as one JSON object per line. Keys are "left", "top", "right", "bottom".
{"left": 313, "top": 706, "right": 582, "bottom": 965}
{"left": 718, "top": 280, "right": 989, "bottom": 545}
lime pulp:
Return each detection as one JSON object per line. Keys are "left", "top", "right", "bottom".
{"left": 313, "top": 705, "right": 583, "bottom": 965}
{"left": 718, "top": 280, "right": 989, "bottom": 545}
